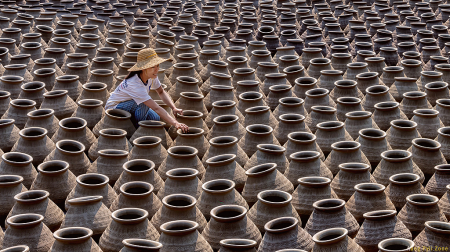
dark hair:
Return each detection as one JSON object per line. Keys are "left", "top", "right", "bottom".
{"left": 125, "top": 70, "right": 142, "bottom": 80}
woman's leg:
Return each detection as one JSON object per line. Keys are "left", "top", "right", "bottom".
{"left": 134, "top": 103, "right": 161, "bottom": 121}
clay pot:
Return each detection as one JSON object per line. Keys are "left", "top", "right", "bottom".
{"left": 62, "top": 196, "right": 112, "bottom": 241}
{"left": 129, "top": 137, "right": 166, "bottom": 170}
{"left": 114, "top": 159, "right": 163, "bottom": 195}
{"left": 198, "top": 179, "right": 248, "bottom": 220}
{"left": 439, "top": 184, "right": 450, "bottom": 220}
{"left": 93, "top": 109, "right": 136, "bottom": 139}
{"left": 285, "top": 151, "right": 333, "bottom": 186}
{"left": 245, "top": 144, "right": 289, "bottom": 173}
{"left": 159, "top": 220, "right": 213, "bottom": 252}
{"left": 426, "top": 165, "right": 450, "bottom": 197}
{"left": 304, "top": 88, "right": 336, "bottom": 113}
{"left": 110, "top": 181, "right": 162, "bottom": 218}
{"left": 294, "top": 77, "right": 319, "bottom": 100}
{"left": 409, "top": 138, "right": 447, "bottom": 179}
{"left": 336, "top": 97, "right": 364, "bottom": 122}
{"left": 0, "top": 76, "right": 24, "bottom": 100}
{"left": 99, "top": 208, "right": 160, "bottom": 252}
{"left": 207, "top": 100, "right": 244, "bottom": 128}
{"left": 208, "top": 114, "right": 245, "bottom": 140}
{"left": 374, "top": 101, "right": 409, "bottom": 131}
{"left": 49, "top": 227, "right": 101, "bottom": 252}
{"left": 120, "top": 239, "right": 162, "bottom": 252}
{"left": 378, "top": 238, "right": 415, "bottom": 252}
{"left": 0, "top": 245, "right": 30, "bottom": 252}
{"left": 51, "top": 117, "right": 96, "bottom": 151}
{"left": 386, "top": 172, "right": 429, "bottom": 211}
{"left": 174, "top": 92, "right": 208, "bottom": 119}
{"left": 31, "top": 160, "right": 76, "bottom": 207}
{"left": 65, "top": 173, "right": 117, "bottom": 211}
{"left": 151, "top": 193, "right": 207, "bottom": 233}
{"left": 202, "top": 205, "right": 262, "bottom": 250}
{"left": 88, "top": 128, "right": 131, "bottom": 161}
{"left": 398, "top": 194, "right": 448, "bottom": 237}
{"left": 203, "top": 153, "right": 246, "bottom": 191}
{"left": 356, "top": 128, "right": 391, "bottom": 168}
{"left": 77, "top": 82, "right": 110, "bottom": 104}
{"left": 40, "top": 90, "right": 78, "bottom": 120}
{"left": 284, "top": 132, "right": 325, "bottom": 161}
{"left": 0, "top": 91, "right": 10, "bottom": 118}
{"left": 343, "top": 111, "right": 378, "bottom": 140}
{"left": 381, "top": 66, "right": 406, "bottom": 87}
{"left": 346, "top": 183, "right": 396, "bottom": 223}
{"left": 306, "top": 106, "right": 337, "bottom": 134}
{"left": 239, "top": 124, "right": 280, "bottom": 157}
{"left": 218, "top": 239, "right": 257, "bottom": 252}
{"left": 244, "top": 106, "right": 278, "bottom": 129}
{"left": 88, "top": 150, "right": 129, "bottom": 186}
{"left": 361, "top": 85, "right": 396, "bottom": 113}
{"left": 331, "top": 162, "right": 377, "bottom": 201}
{"left": 386, "top": 120, "right": 421, "bottom": 150}
{"left": 2, "top": 214, "right": 54, "bottom": 252}
{"left": 0, "top": 119, "right": 19, "bottom": 152}
{"left": 44, "top": 140, "right": 90, "bottom": 177}
{"left": 11, "top": 127, "right": 55, "bottom": 167}
{"left": 315, "top": 121, "right": 353, "bottom": 156}
{"left": 1, "top": 99, "right": 36, "bottom": 129}
{"left": 305, "top": 199, "right": 360, "bottom": 238}
{"left": 274, "top": 114, "right": 310, "bottom": 145}
{"left": 158, "top": 168, "right": 202, "bottom": 199}
{"left": 425, "top": 81, "right": 450, "bottom": 107}
{"left": 174, "top": 127, "right": 209, "bottom": 159}
{"left": 25, "top": 109, "right": 59, "bottom": 139}
{"left": 158, "top": 146, "right": 205, "bottom": 181}
{"left": 390, "top": 77, "right": 421, "bottom": 102}
{"left": 248, "top": 190, "right": 301, "bottom": 234}
{"left": 325, "top": 141, "right": 371, "bottom": 175}
{"left": 413, "top": 221, "right": 450, "bottom": 249}
{"left": 237, "top": 91, "right": 267, "bottom": 117}
{"left": 436, "top": 127, "right": 450, "bottom": 162}
{"left": 130, "top": 121, "right": 172, "bottom": 149}
{"left": 168, "top": 76, "right": 201, "bottom": 103}
{"left": 0, "top": 152, "right": 35, "bottom": 189}
{"left": 203, "top": 135, "right": 249, "bottom": 167}
{"left": 435, "top": 99, "right": 450, "bottom": 126}
{"left": 8, "top": 190, "right": 64, "bottom": 232}
{"left": 311, "top": 228, "right": 364, "bottom": 252}
{"left": 399, "top": 91, "right": 432, "bottom": 119}
{"left": 273, "top": 97, "right": 308, "bottom": 120}
{"left": 18, "top": 82, "right": 47, "bottom": 108}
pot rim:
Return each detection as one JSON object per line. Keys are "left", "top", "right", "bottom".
{"left": 122, "top": 239, "right": 163, "bottom": 250}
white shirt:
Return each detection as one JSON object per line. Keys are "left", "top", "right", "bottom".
{"left": 105, "top": 74, "right": 162, "bottom": 110}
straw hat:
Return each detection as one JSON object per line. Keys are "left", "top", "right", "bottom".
{"left": 128, "top": 48, "right": 169, "bottom": 72}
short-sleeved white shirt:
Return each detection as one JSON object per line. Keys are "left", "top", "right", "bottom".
{"left": 105, "top": 74, "right": 162, "bottom": 110}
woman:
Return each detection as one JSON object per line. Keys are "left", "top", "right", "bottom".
{"left": 105, "top": 48, "right": 189, "bottom": 133}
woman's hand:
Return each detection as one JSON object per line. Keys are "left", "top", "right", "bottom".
{"left": 175, "top": 122, "right": 189, "bottom": 133}
{"left": 173, "top": 108, "right": 183, "bottom": 117}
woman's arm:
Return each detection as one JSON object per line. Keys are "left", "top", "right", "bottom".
{"left": 155, "top": 86, "right": 183, "bottom": 116}
{"left": 143, "top": 99, "right": 189, "bottom": 132}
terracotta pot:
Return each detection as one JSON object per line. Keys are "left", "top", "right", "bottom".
{"left": 158, "top": 220, "right": 213, "bottom": 251}
{"left": 239, "top": 124, "right": 280, "bottom": 157}
{"left": 245, "top": 144, "right": 289, "bottom": 173}
{"left": 89, "top": 69, "right": 116, "bottom": 91}
{"left": 62, "top": 196, "right": 112, "bottom": 241}
{"left": 273, "top": 97, "right": 308, "bottom": 120}
{"left": 292, "top": 176, "right": 338, "bottom": 226}
{"left": 40, "top": 90, "right": 78, "bottom": 120}
{"left": 44, "top": 139, "right": 90, "bottom": 177}
{"left": 18, "top": 82, "right": 47, "bottom": 108}
{"left": 93, "top": 109, "right": 136, "bottom": 139}
{"left": 0, "top": 91, "right": 10, "bottom": 118}
{"left": 315, "top": 121, "right": 353, "bottom": 156}
{"left": 99, "top": 208, "right": 160, "bottom": 252}
{"left": 202, "top": 205, "right": 262, "bottom": 250}
{"left": 356, "top": 128, "right": 391, "bottom": 168}
{"left": 174, "top": 92, "right": 208, "bottom": 119}
{"left": 0, "top": 175, "right": 26, "bottom": 227}
{"left": 306, "top": 106, "right": 337, "bottom": 134}
{"left": 31, "top": 160, "right": 76, "bottom": 207}
{"left": 398, "top": 194, "right": 448, "bottom": 237}
{"left": 218, "top": 239, "right": 257, "bottom": 252}
{"left": 65, "top": 173, "right": 117, "bottom": 211}
{"left": 436, "top": 99, "right": 450, "bottom": 126}
{"left": 293, "top": 77, "right": 318, "bottom": 100}
{"left": 198, "top": 179, "right": 248, "bottom": 220}
{"left": 130, "top": 120, "right": 172, "bottom": 149}
{"left": 110, "top": 181, "right": 161, "bottom": 219}
{"left": 439, "top": 184, "right": 450, "bottom": 220}
{"left": 399, "top": 91, "right": 432, "bottom": 119}
{"left": 331, "top": 162, "right": 377, "bottom": 201}
{"left": 88, "top": 150, "right": 129, "bottom": 186}
{"left": 0, "top": 152, "right": 35, "bottom": 189}
{"left": 174, "top": 127, "right": 209, "bottom": 159}
{"left": 285, "top": 151, "right": 333, "bottom": 186}
{"left": 324, "top": 141, "right": 371, "bottom": 176}
{"left": 11, "top": 127, "right": 55, "bottom": 167}
{"left": 51, "top": 117, "right": 96, "bottom": 151}
{"left": 206, "top": 100, "right": 244, "bottom": 129}
{"left": 425, "top": 81, "right": 449, "bottom": 107}
{"left": 158, "top": 146, "right": 205, "bottom": 181}
{"left": 305, "top": 199, "right": 360, "bottom": 238}
{"left": 378, "top": 238, "right": 415, "bottom": 252}
{"left": 374, "top": 101, "right": 409, "bottom": 131}
{"left": 335, "top": 97, "right": 363, "bottom": 122}
{"left": 157, "top": 168, "right": 202, "bottom": 200}
{"left": 0, "top": 119, "right": 19, "bottom": 152}
{"left": 389, "top": 77, "right": 421, "bottom": 102}
{"left": 247, "top": 190, "right": 301, "bottom": 234}
{"left": 409, "top": 138, "right": 447, "bottom": 179}
{"left": 168, "top": 76, "right": 201, "bottom": 102}
{"left": 208, "top": 114, "right": 245, "bottom": 141}
{"left": 426, "top": 164, "right": 450, "bottom": 197}
{"left": 203, "top": 153, "right": 246, "bottom": 190}
{"left": 32, "top": 68, "right": 57, "bottom": 91}
{"left": 412, "top": 221, "right": 450, "bottom": 249}
{"left": 343, "top": 62, "right": 369, "bottom": 81}
{"left": 262, "top": 73, "right": 288, "bottom": 97}
{"left": 49, "top": 227, "right": 101, "bottom": 252}
{"left": 386, "top": 120, "right": 421, "bottom": 150}
{"left": 284, "top": 132, "right": 325, "bottom": 161}
{"left": 237, "top": 91, "right": 268, "bottom": 117}
{"left": 2, "top": 214, "right": 54, "bottom": 252}
{"left": 150, "top": 193, "right": 206, "bottom": 233}
{"left": 129, "top": 136, "right": 166, "bottom": 169}
{"left": 0, "top": 245, "right": 30, "bottom": 252}
{"left": 0, "top": 76, "right": 24, "bottom": 100}
{"left": 203, "top": 135, "right": 248, "bottom": 167}
{"left": 411, "top": 109, "right": 444, "bottom": 139}
{"left": 361, "top": 85, "right": 396, "bottom": 113}
{"left": 385, "top": 172, "right": 428, "bottom": 210}
{"left": 120, "top": 239, "right": 162, "bottom": 252}
{"left": 25, "top": 109, "right": 59, "bottom": 139}
{"left": 381, "top": 66, "right": 406, "bottom": 87}
{"left": 8, "top": 190, "right": 64, "bottom": 232}
{"left": 77, "top": 82, "right": 110, "bottom": 104}
{"left": 113, "top": 159, "right": 163, "bottom": 195}
{"left": 312, "top": 228, "right": 364, "bottom": 252}
{"left": 304, "top": 88, "right": 336, "bottom": 113}
{"left": 1, "top": 99, "right": 36, "bottom": 129}
{"left": 88, "top": 128, "right": 131, "bottom": 161}
{"left": 244, "top": 106, "right": 278, "bottom": 129}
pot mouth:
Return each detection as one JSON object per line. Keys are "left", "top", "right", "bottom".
{"left": 7, "top": 213, "right": 44, "bottom": 228}
{"left": 264, "top": 216, "right": 298, "bottom": 233}
{"left": 123, "top": 159, "right": 155, "bottom": 174}
{"left": 59, "top": 117, "right": 87, "bottom": 130}
{"left": 233, "top": 68, "right": 255, "bottom": 75}
{"left": 77, "top": 99, "right": 103, "bottom": 107}
{"left": 339, "top": 162, "right": 371, "bottom": 172}
{"left": 356, "top": 71, "right": 378, "bottom": 79}
{"left": 316, "top": 121, "right": 344, "bottom": 130}
{"left": 166, "top": 168, "right": 198, "bottom": 180}
{"left": 202, "top": 179, "right": 235, "bottom": 193}
{"left": 331, "top": 141, "right": 360, "bottom": 151}
{"left": 389, "top": 173, "right": 421, "bottom": 185}
{"left": 99, "top": 128, "right": 127, "bottom": 138}
{"left": 162, "top": 193, "right": 196, "bottom": 209}
{"left": 390, "top": 119, "right": 417, "bottom": 129}
{"left": 245, "top": 162, "right": 277, "bottom": 176}
{"left": 77, "top": 173, "right": 110, "bottom": 187}
{"left": 212, "top": 100, "right": 236, "bottom": 109}
{"left": 413, "top": 109, "right": 439, "bottom": 117}
{"left": 258, "top": 189, "right": 292, "bottom": 205}
{"left": 412, "top": 138, "right": 441, "bottom": 150}
{"left": 360, "top": 127, "right": 387, "bottom": 139}
{"left": 206, "top": 153, "right": 236, "bottom": 165}
{"left": 120, "top": 181, "right": 153, "bottom": 197}
{"left": 160, "top": 220, "right": 199, "bottom": 235}
{"left": 213, "top": 114, "right": 239, "bottom": 125}
{"left": 355, "top": 182, "right": 385, "bottom": 193}
{"left": 345, "top": 110, "right": 372, "bottom": 120}
{"left": 363, "top": 209, "right": 397, "bottom": 220}
{"left": 37, "top": 160, "right": 69, "bottom": 174}
{"left": 425, "top": 221, "right": 450, "bottom": 234}
{"left": 168, "top": 146, "right": 198, "bottom": 157}
{"left": 219, "top": 239, "right": 257, "bottom": 249}
{"left": 313, "top": 228, "right": 348, "bottom": 245}
{"left": 138, "top": 120, "right": 166, "bottom": 128}
{"left": 15, "top": 190, "right": 49, "bottom": 203}
{"left": 381, "top": 150, "right": 412, "bottom": 162}
{"left": 209, "top": 136, "right": 238, "bottom": 146}
{"left": 257, "top": 62, "right": 278, "bottom": 68}
{"left": 211, "top": 204, "right": 247, "bottom": 222}
{"left": 378, "top": 238, "right": 415, "bottom": 251}
{"left": 180, "top": 91, "right": 204, "bottom": 100}
{"left": 425, "top": 81, "right": 448, "bottom": 90}
{"left": 366, "top": 85, "right": 389, "bottom": 95}
{"left": 313, "top": 198, "right": 346, "bottom": 211}
{"left": 403, "top": 91, "right": 426, "bottom": 99}
{"left": 310, "top": 58, "right": 331, "bottom": 65}
{"left": 132, "top": 136, "right": 162, "bottom": 147}
{"left": 0, "top": 174, "right": 23, "bottom": 187}
{"left": 287, "top": 131, "right": 316, "bottom": 143}
{"left": 406, "top": 194, "right": 439, "bottom": 206}
{"left": 1, "top": 75, "right": 24, "bottom": 82}
{"left": 122, "top": 239, "right": 163, "bottom": 250}
{"left": 0, "top": 245, "right": 29, "bottom": 252}
{"left": 245, "top": 105, "right": 270, "bottom": 114}
{"left": 98, "top": 149, "right": 129, "bottom": 158}
{"left": 374, "top": 101, "right": 400, "bottom": 110}
{"left": 177, "top": 126, "right": 204, "bottom": 136}
{"left": 43, "top": 89, "right": 69, "bottom": 98}
{"left": 111, "top": 208, "right": 149, "bottom": 223}
{"left": 245, "top": 124, "right": 273, "bottom": 134}
{"left": 298, "top": 176, "right": 332, "bottom": 187}
{"left": 19, "top": 126, "right": 48, "bottom": 139}
{"left": 53, "top": 227, "right": 93, "bottom": 242}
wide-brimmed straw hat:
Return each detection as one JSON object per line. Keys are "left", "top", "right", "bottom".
{"left": 128, "top": 48, "right": 169, "bottom": 72}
